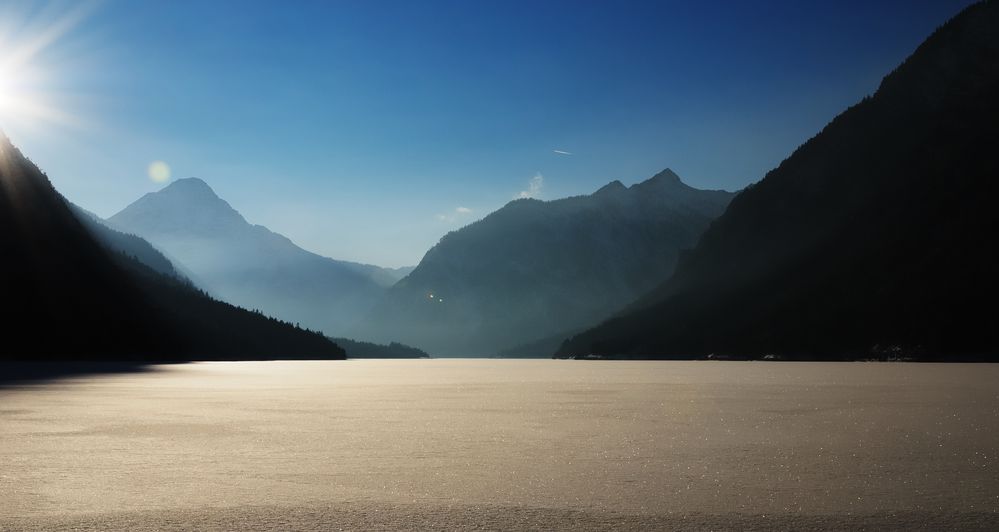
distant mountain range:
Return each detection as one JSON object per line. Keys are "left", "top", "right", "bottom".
{"left": 7, "top": 2, "right": 993, "bottom": 363}
{"left": 108, "top": 178, "right": 406, "bottom": 336}
{"left": 331, "top": 337, "right": 430, "bottom": 359}
{"left": 354, "top": 170, "right": 734, "bottom": 356}
{"left": 0, "top": 134, "right": 344, "bottom": 360}
{"left": 556, "top": 1, "right": 999, "bottom": 361}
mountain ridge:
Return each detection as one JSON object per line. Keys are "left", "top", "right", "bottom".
{"left": 109, "top": 178, "right": 398, "bottom": 336}
{"left": 0, "top": 133, "right": 345, "bottom": 360}
{"left": 355, "top": 170, "right": 735, "bottom": 356}
{"left": 69, "top": 202, "right": 182, "bottom": 279}
{"left": 556, "top": 0, "right": 999, "bottom": 360}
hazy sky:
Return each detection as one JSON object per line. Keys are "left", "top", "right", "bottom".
{"left": 0, "top": 0, "right": 975, "bottom": 267}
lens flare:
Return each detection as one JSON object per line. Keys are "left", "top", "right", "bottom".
{"left": 148, "top": 161, "right": 171, "bottom": 183}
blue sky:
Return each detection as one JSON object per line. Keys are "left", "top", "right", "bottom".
{"left": 0, "top": 0, "right": 976, "bottom": 267}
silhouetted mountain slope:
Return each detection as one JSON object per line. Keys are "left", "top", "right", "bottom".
{"left": 355, "top": 171, "right": 734, "bottom": 356}
{"left": 69, "top": 203, "right": 180, "bottom": 278}
{"left": 109, "top": 178, "right": 388, "bottom": 336}
{"left": 0, "top": 134, "right": 344, "bottom": 360}
{"left": 557, "top": 1, "right": 999, "bottom": 361}
{"left": 331, "top": 337, "right": 430, "bottom": 358}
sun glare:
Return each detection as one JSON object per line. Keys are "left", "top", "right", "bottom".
{"left": 0, "top": 2, "right": 94, "bottom": 134}
{"left": 0, "top": 62, "right": 34, "bottom": 118}
{"left": 0, "top": 63, "right": 17, "bottom": 111}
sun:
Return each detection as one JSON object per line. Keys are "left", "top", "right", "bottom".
{"left": 0, "top": 59, "right": 52, "bottom": 131}
{"left": 0, "top": 63, "right": 29, "bottom": 116}
{"left": 0, "top": 64, "right": 14, "bottom": 110}
{"left": 0, "top": 2, "right": 94, "bottom": 134}
{"left": 0, "top": 50, "right": 47, "bottom": 131}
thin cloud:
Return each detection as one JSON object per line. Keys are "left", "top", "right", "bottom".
{"left": 517, "top": 173, "right": 544, "bottom": 199}
{"left": 553, "top": 149, "right": 572, "bottom": 156}
{"left": 436, "top": 206, "right": 474, "bottom": 223}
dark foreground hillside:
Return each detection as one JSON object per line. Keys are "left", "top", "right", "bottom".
{"left": 558, "top": 0, "right": 999, "bottom": 361}
{"left": 0, "top": 135, "right": 344, "bottom": 361}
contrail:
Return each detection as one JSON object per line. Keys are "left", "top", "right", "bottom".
{"left": 553, "top": 149, "right": 572, "bottom": 156}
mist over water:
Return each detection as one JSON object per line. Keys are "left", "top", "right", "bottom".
{"left": 2, "top": 360, "right": 997, "bottom": 530}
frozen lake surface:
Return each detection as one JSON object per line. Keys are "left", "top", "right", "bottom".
{"left": 1, "top": 360, "right": 998, "bottom": 530}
